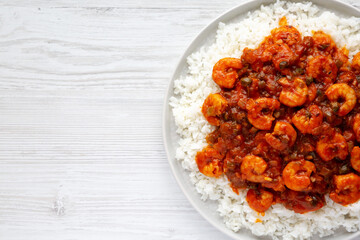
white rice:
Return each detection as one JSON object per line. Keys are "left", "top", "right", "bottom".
{"left": 169, "top": 1, "right": 360, "bottom": 239}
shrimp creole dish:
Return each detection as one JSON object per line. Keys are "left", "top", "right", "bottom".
{"left": 198, "top": 16, "right": 360, "bottom": 214}
{"left": 170, "top": 1, "right": 360, "bottom": 239}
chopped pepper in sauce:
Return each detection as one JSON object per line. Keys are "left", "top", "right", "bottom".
{"left": 195, "top": 17, "right": 360, "bottom": 214}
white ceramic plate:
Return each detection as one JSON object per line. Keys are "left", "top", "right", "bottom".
{"left": 162, "top": 0, "right": 360, "bottom": 239}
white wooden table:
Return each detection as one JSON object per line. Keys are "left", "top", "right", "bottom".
{"left": 0, "top": 1, "right": 359, "bottom": 239}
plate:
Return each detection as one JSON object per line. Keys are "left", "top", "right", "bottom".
{"left": 162, "top": 0, "right": 360, "bottom": 239}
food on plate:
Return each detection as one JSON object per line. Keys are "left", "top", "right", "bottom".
{"left": 170, "top": 1, "right": 360, "bottom": 239}
{"left": 196, "top": 16, "right": 360, "bottom": 214}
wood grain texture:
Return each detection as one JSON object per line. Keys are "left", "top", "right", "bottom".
{"left": 0, "top": 1, "right": 359, "bottom": 240}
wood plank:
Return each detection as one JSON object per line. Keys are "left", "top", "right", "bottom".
{"left": 0, "top": 89, "right": 232, "bottom": 239}
{"left": 0, "top": 7, "right": 223, "bottom": 89}
{"left": 0, "top": 0, "right": 244, "bottom": 8}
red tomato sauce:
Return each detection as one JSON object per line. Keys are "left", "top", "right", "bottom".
{"left": 195, "top": 18, "right": 360, "bottom": 214}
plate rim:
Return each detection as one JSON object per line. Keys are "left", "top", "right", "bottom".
{"left": 162, "top": 0, "right": 360, "bottom": 239}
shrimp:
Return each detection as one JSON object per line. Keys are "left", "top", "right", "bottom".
{"left": 241, "top": 155, "right": 269, "bottom": 183}
{"left": 354, "top": 113, "right": 360, "bottom": 142}
{"left": 283, "top": 160, "right": 316, "bottom": 191}
{"left": 201, "top": 93, "right": 228, "bottom": 126}
{"left": 195, "top": 146, "right": 224, "bottom": 178}
{"left": 351, "top": 52, "right": 360, "bottom": 70}
{"left": 316, "top": 132, "right": 348, "bottom": 161}
{"left": 265, "top": 121, "right": 297, "bottom": 151}
{"left": 330, "top": 173, "right": 360, "bottom": 206}
{"left": 325, "top": 83, "right": 356, "bottom": 116}
{"left": 246, "top": 98, "right": 280, "bottom": 130}
{"left": 278, "top": 77, "right": 308, "bottom": 107}
{"left": 246, "top": 188, "right": 274, "bottom": 213}
{"left": 212, "top": 57, "right": 243, "bottom": 88}
{"left": 306, "top": 55, "right": 337, "bottom": 83}
{"left": 271, "top": 25, "right": 301, "bottom": 46}
{"left": 292, "top": 105, "right": 323, "bottom": 134}
{"left": 261, "top": 43, "right": 296, "bottom": 71}
{"left": 313, "top": 31, "right": 336, "bottom": 52}
{"left": 351, "top": 146, "right": 360, "bottom": 173}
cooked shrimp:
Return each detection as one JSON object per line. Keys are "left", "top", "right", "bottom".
{"left": 212, "top": 57, "right": 243, "bottom": 88}
{"left": 195, "top": 146, "right": 224, "bottom": 178}
{"left": 271, "top": 25, "right": 301, "bottom": 46}
{"left": 351, "top": 52, "right": 360, "bottom": 70}
{"left": 246, "top": 189, "right": 274, "bottom": 213}
{"left": 351, "top": 146, "right": 360, "bottom": 173}
{"left": 292, "top": 105, "right": 323, "bottom": 134}
{"left": 241, "top": 155, "right": 268, "bottom": 183}
{"left": 325, "top": 83, "right": 356, "bottom": 116}
{"left": 261, "top": 43, "right": 296, "bottom": 71}
{"left": 283, "top": 160, "right": 316, "bottom": 191}
{"left": 354, "top": 113, "right": 360, "bottom": 142}
{"left": 316, "top": 133, "right": 348, "bottom": 161}
{"left": 201, "top": 93, "right": 228, "bottom": 126}
{"left": 330, "top": 173, "right": 360, "bottom": 205}
{"left": 306, "top": 55, "right": 337, "bottom": 83}
{"left": 246, "top": 98, "right": 280, "bottom": 130}
{"left": 278, "top": 77, "right": 308, "bottom": 107}
{"left": 265, "top": 121, "right": 297, "bottom": 151}
{"left": 313, "top": 31, "right": 336, "bottom": 52}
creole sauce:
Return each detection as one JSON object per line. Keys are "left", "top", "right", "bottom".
{"left": 195, "top": 17, "right": 360, "bottom": 214}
